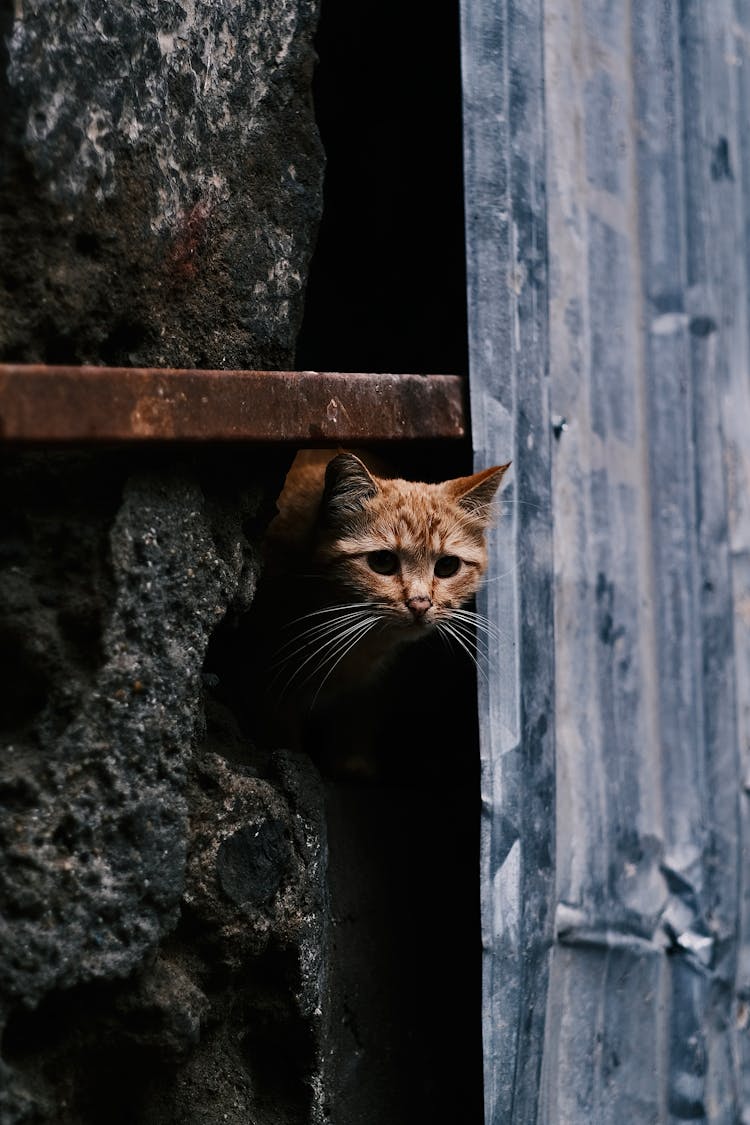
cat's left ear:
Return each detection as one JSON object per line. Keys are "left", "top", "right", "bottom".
{"left": 446, "top": 463, "right": 511, "bottom": 524}
{"left": 322, "top": 452, "right": 380, "bottom": 522}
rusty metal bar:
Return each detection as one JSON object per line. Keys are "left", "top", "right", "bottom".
{"left": 0, "top": 366, "right": 466, "bottom": 443}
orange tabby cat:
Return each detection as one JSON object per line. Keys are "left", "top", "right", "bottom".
{"left": 249, "top": 449, "right": 509, "bottom": 752}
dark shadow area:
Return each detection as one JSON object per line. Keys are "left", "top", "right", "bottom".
{"left": 3, "top": 977, "right": 170, "bottom": 1125}
{"left": 0, "top": 451, "right": 120, "bottom": 744}
{"left": 203, "top": 438, "right": 484, "bottom": 1125}
{"left": 294, "top": 0, "right": 479, "bottom": 1112}
{"left": 296, "top": 0, "right": 468, "bottom": 377}
{"left": 3, "top": 934, "right": 317, "bottom": 1125}
{"left": 323, "top": 636, "right": 483, "bottom": 1124}
{"left": 205, "top": 602, "right": 483, "bottom": 1125}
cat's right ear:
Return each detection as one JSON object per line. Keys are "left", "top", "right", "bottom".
{"left": 322, "top": 453, "right": 379, "bottom": 522}
{"left": 446, "top": 463, "right": 511, "bottom": 524}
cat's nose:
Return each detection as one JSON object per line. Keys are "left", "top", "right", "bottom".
{"left": 406, "top": 595, "right": 432, "bottom": 618}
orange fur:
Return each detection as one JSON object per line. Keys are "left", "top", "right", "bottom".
{"left": 251, "top": 449, "right": 510, "bottom": 749}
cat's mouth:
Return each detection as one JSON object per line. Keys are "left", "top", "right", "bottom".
{"left": 395, "top": 611, "right": 434, "bottom": 631}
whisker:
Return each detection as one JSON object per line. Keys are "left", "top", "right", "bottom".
{"left": 480, "top": 559, "right": 522, "bottom": 585}
{"left": 438, "top": 621, "right": 490, "bottom": 684}
{"left": 282, "top": 601, "right": 379, "bottom": 628}
{"left": 451, "top": 624, "right": 498, "bottom": 650}
{"left": 454, "top": 606, "right": 497, "bottom": 627}
{"left": 450, "top": 618, "right": 510, "bottom": 654}
{"left": 301, "top": 614, "right": 380, "bottom": 681}
{"left": 435, "top": 624, "right": 454, "bottom": 657}
{"left": 272, "top": 609, "right": 373, "bottom": 661}
{"left": 271, "top": 626, "right": 365, "bottom": 678}
{"left": 449, "top": 609, "right": 499, "bottom": 645}
{"left": 497, "top": 496, "right": 550, "bottom": 513}
{"left": 445, "top": 616, "right": 499, "bottom": 675}
{"left": 276, "top": 616, "right": 376, "bottom": 697}
{"left": 445, "top": 618, "right": 493, "bottom": 663}
{"left": 451, "top": 608, "right": 503, "bottom": 641}
{"left": 309, "top": 618, "right": 381, "bottom": 707}
{"left": 297, "top": 616, "right": 378, "bottom": 688}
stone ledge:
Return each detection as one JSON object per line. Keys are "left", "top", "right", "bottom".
{"left": 0, "top": 366, "right": 466, "bottom": 443}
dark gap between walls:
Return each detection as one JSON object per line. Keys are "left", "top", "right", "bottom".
{"left": 294, "top": 0, "right": 482, "bottom": 1119}
{"left": 296, "top": 0, "right": 469, "bottom": 378}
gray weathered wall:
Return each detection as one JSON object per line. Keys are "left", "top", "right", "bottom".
{"left": 463, "top": 0, "right": 750, "bottom": 1121}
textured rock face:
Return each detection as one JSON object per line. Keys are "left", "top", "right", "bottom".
{"left": 0, "top": 452, "right": 328, "bottom": 1124}
{"left": 0, "top": 1, "right": 327, "bottom": 1118}
{"left": 1, "top": 463, "right": 241, "bottom": 1009}
{"left": 0, "top": 0, "right": 323, "bottom": 367}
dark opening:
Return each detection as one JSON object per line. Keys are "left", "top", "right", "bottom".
{"left": 296, "top": 0, "right": 469, "bottom": 378}
{"left": 294, "top": 1, "right": 482, "bottom": 1120}
{"left": 322, "top": 637, "right": 484, "bottom": 1125}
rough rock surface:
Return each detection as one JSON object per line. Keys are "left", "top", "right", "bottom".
{"left": 0, "top": 451, "right": 328, "bottom": 1124}
{"left": 0, "top": 0, "right": 323, "bottom": 368}
{"left": 0, "top": 1, "right": 329, "bottom": 1121}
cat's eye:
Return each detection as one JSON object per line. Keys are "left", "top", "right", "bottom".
{"left": 367, "top": 550, "right": 400, "bottom": 575}
{"left": 434, "top": 555, "right": 461, "bottom": 578}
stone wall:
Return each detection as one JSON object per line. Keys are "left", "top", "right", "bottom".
{"left": 0, "top": 2, "right": 326, "bottom": 1121}
{"left": 0, "top": 0, "right": 323, "bottom": 369}
{"left": 0, "top": 450, "right": 329, "bottom": 1125}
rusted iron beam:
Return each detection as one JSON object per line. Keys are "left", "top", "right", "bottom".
{"left": 0, "top": 365, "right": 466, "bottom": 443}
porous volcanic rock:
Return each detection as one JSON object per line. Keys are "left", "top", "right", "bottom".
{"left": 0, "top": 0, "right": 323, "bottom": 368}
{"left": 0, "top": 451, "right": 329, "bottom": 1124}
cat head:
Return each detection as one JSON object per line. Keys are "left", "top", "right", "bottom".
{"left": 314, "top": 453, "right": 510, "bottom": 631}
